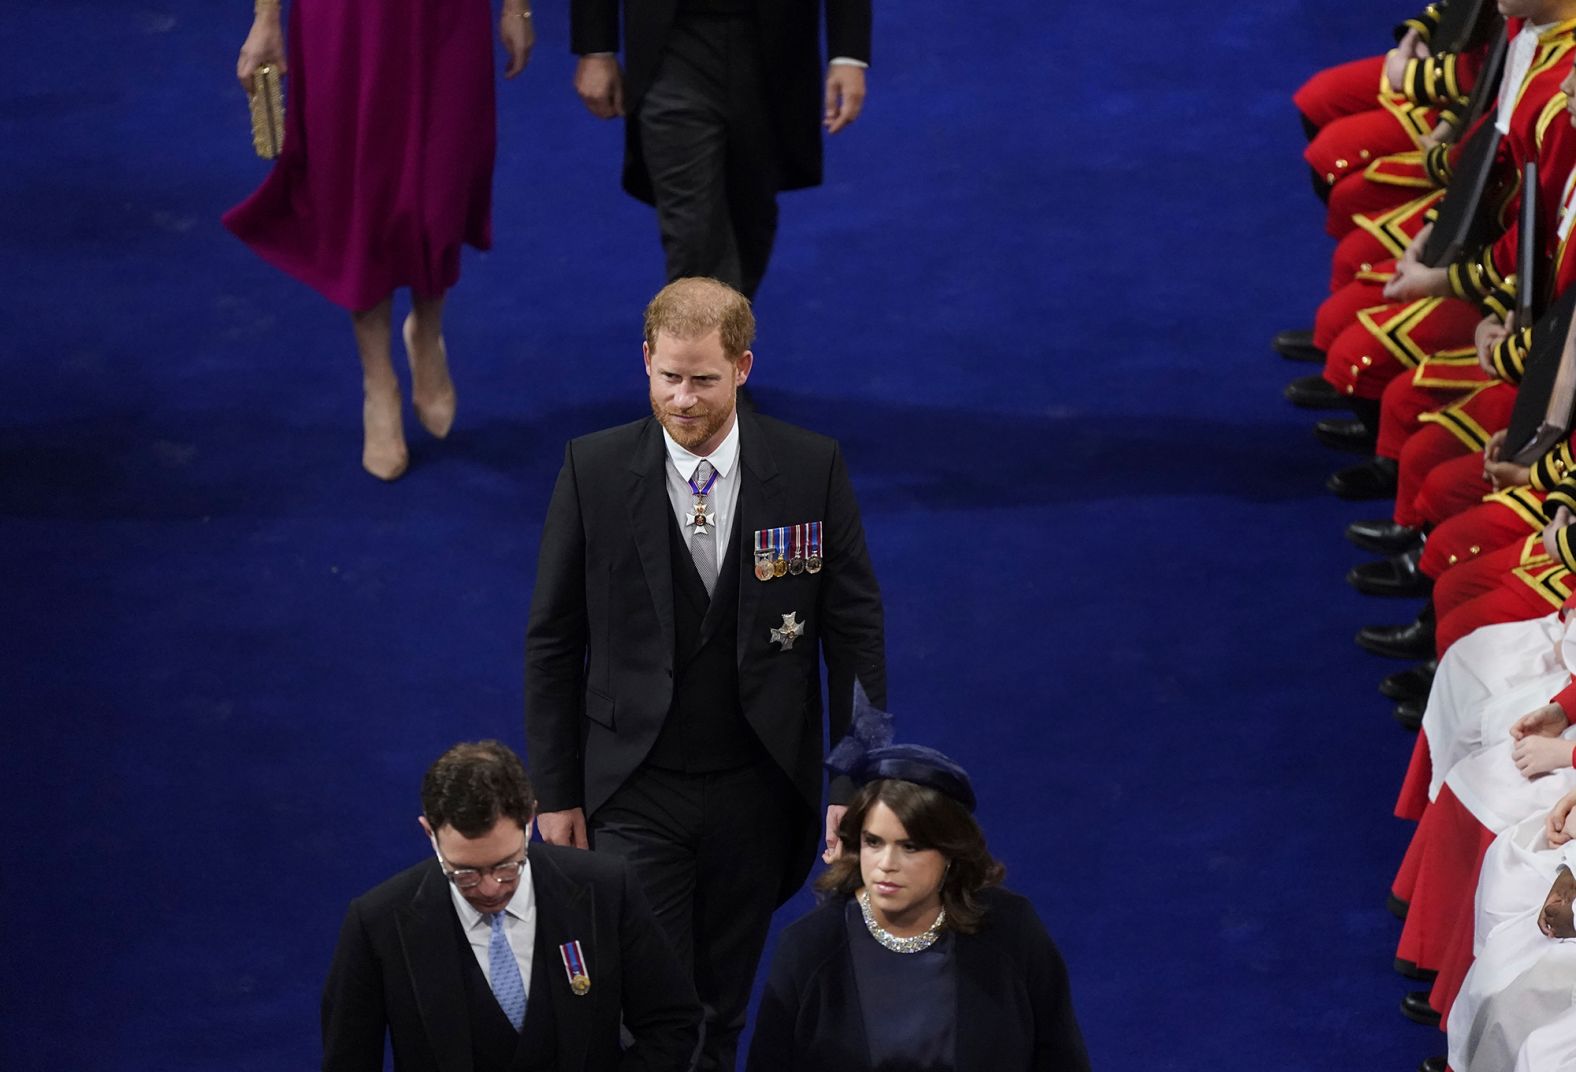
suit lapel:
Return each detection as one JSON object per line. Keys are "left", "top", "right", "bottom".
{"left": 734, "top": 411, "right": 783, "bottom": 666}
{"left": 530, "top": 850, "right": 596, "bottom": 1072}
{"left": 397, "top": 863, "right": 474, "bottom": 1072}
{"left": 624, "top": 419, "right": 677, "bottom": 660}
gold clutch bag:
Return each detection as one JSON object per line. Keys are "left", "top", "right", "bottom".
{"left": 248, "top": 64, "right": 284, "bottom": 159}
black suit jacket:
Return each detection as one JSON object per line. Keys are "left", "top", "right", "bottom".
{"left": 321, "top": 844, "right": 700, "bottom": 1072}
{"left": 525, "top": 411, "right": 886, "bottom": 898}
{"left": 745, "top": 890, "right": 1091, "bottom": 1072}
{"left": 568, "top": 0, "right": 873, "bottom": 203}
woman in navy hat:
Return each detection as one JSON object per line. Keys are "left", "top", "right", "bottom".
{"left": 745, "top": 687, "right": 1090, "bottom": 1072}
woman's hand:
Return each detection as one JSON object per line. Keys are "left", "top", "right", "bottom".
{"left": 1549, "top": 787, "right": 1576, "bottom": 845}
{"left": 499, "top": 4, "right": 535, "bottom": 79}
{"left": 237, "top": 8, "right": 286, "bottom": 94}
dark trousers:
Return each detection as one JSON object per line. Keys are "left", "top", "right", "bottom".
{"left": 638, "top": 13, "right": 780, "bottom": 299}
{"left": 591, "top": 759, "right": 799, "bottom": 1072}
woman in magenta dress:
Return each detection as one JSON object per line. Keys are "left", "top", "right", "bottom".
{"left": 226, "top": 0, "right": 533, "bottom": 480}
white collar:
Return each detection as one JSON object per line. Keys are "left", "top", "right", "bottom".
{"left": 446, "top": 857, "right": 535, "bottom": 930}
{"left": 661, "top": 415, "right": 741, "bottom": 484}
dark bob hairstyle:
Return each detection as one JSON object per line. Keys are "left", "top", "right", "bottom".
{"left": 815, "top": 777, "right": 1005, "bottom": 933}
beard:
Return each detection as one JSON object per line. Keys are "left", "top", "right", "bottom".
{"left": 651, "top": 389, "right": 736, "bottom": 451}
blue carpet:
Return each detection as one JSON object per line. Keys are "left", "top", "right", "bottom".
{"left": 2, "top": 1, "right": 1445, "bottom": 1068}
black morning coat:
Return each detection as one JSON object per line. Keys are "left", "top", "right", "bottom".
{"left": 525, "top": 410, "right": 887, "bottom": 905}
{"left": 746, "top": 889, "right": 1093, "bottom": 1072}
{"left": 320, "top": 844, "right": 701, "bottom": 1072}
{"left": 567, "top": 0, "right": 874, "bottom": 203}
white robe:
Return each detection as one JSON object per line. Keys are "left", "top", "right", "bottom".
{"left": 1448, "top": 816, "right": 1576, "bottom": 1072}
{"left": 1423, "top": 614, "right": 1567, "bottom": 803}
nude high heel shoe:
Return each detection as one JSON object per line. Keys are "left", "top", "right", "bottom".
{"left": 403, "top": 314, "right": 457, "bottom": 439}
{"left": 362, "top": 381, "right": 409, "bottom": 481}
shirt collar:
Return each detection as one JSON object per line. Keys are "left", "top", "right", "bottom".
{"left": 661, "top": 416, "right": 740, "bottom": 484}
{"left": 446, "top": 857, "right": 535, "bottom": 930}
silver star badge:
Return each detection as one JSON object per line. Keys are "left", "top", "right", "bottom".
{"left": 686, "top": 499, "right": 715, "bottom": 533}
{"left": 770, "top": 612, "right": 805, "bottom": 651}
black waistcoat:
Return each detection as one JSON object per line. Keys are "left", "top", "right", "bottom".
{"left": 644, "top": 511, "right": 763, "bottom": 771}
{"left": 453, "top": 909, "right": 560, "bottom": 1072}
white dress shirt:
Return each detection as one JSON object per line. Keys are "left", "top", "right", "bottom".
{"left": 1497, "top": 22, "right": 1553, "bottom": 136}
{"left": 662, "top": 418, "right": 743, "bottom": 568}
{"left": 447, "top": 860, "right": 537, "bottom": 992}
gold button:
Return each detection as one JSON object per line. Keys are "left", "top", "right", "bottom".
{"left": 1360, "top": 149, "right": 1371, "bottom": 160}
{"left": 1346, "top": 384, "right": 1356, "bottom": 394}
{"left": 1469, "top": 545, "right": 1481, "bottom": 555}
{"left": 1448, "top": 554, "right": 1459, "bottom": 565}
{"left": 1336, "top": 158, "right": 1349, "bottom": 168}
{"left": 1350, "top": 364, "right": 1360, "bottom": 376}
{"left": 1327, "top": 172, "right": 1336, "bottom": 183}
{"left": 1361, "top": 262, "right": 1372, "bottom": 271}
{"left": 1361, "top": 355, "right": 1373, "bottom": 366}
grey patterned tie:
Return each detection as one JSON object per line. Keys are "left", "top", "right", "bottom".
{"left": 690, "top": 459, "right": 717, "bottom": 596}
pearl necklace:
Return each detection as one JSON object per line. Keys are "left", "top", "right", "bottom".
{"left": 857, "top": 889, "right": 947, "bottom": 953}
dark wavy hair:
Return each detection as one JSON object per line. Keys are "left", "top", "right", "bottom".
{"left": 815, "top": 778, "right": 1005, "bottom": 933}
{"left": 420, "top": 740, "right": 535, "bottom": 837}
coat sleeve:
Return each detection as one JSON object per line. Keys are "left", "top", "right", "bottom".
{"left": 569, "top": 0, "right": 621, "bottom": 55}
{"left": 321, "top": 899, "right": 388, "bottom": 1072}
{"left": 743, "top": 931, "right": 804, "bottom": 1072}
{"left": 525, "top": 442, "right": 591, "bottom": 813}
{"left": 825, "top": 0, "right": 873, "bottom": 65}
{"left": 816, "top": 441, "right": 886, "bottom": 803}
{"left": 1018, "top": 907, "right": 1092, "bottom": 1072}
{"left": 614, "top": 860, "right": 704, "bottom": 1071}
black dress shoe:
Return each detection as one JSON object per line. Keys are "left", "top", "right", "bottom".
{"left": 1273, "top": 329, "right": 1325, "bottom": 363}
{"left": 1348, "top": 545, "right": 1431, "bottom": 597}
{"left": 1347, "top": 518, "right": 1423, "bottom": 556}
{"left": 1327, "top": 456, "right": 1398, "bottom": 500}
{"left": 1381, "top": 659, "right": 1438, "bottom": 701}
{"left": 1286, "top": 374, "right": 1346, "bottom": 409}
{"left": 1315, "top": 416, "right": 1378, "bottom": 454}
{"left": 1357, "top": 613, "right": 1436, "bottom": 660}
{"left": 1419, "top": 1057, "right": 1446, "bottom": 1072}
{"left": 1394, "top": 698, "right": 1423, "bottom": 731}
{"left": 1401, "top": 989, "right": 1441, "bottom": 1026}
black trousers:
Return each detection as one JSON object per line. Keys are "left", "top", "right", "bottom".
{"left": 638, "top": 13, "right": 781, "bottom": 299}
{"left": 591, "top": 759, "right": 799, "bottom": 1072}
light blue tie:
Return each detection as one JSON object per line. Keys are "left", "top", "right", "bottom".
{"left": 488, "top": 912, "right": 527, "bottom": 1030}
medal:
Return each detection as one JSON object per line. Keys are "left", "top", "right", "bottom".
{"left": 805, "top": 520, "right": 823, "bottom": 574}
{"left": 685, "top": 463, "right": 719, "bottom": 535}
{"left": 754, "top": 529, "right": 775, "bottom": 582}
{"left": 769, "top": 611, "right": 805, "bottom": 651}
{"left": 788, "top": 523, "right": 806, "bottom": 575}
{"left": 688, "top": 499, "right": 715, "bottom": 533}
{"left": 559, "top": 939, "right": 591, "bottom": 996}
{"left": 772, "top": 526, "right": 788, "bottom": 577}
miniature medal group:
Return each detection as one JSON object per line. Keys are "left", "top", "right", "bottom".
{"left": 753, "top": 522, "right": 823, "bottom": 582}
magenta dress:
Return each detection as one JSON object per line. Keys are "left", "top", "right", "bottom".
{"left": 223, "top": 0, "right": 496, "bottom": 311}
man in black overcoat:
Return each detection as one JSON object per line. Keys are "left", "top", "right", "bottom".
{"left": 568, "top": 0, "right": 871, "bottom": 299}
{"left": 321, "top": 740, "right": 700, "bottom": 1072}
{"left": 525, "top": 278, "right": 886, "bottom": 1070}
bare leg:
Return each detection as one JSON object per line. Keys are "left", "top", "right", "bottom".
{"left": 404, "top": 292, "right": 456, "bottom": 438}
{"left": 350, "top": 297, "right": 409, "bottom": 481}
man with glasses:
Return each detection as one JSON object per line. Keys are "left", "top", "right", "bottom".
{"left": 321, "top": 740, "right": 700, "bottom": 1071}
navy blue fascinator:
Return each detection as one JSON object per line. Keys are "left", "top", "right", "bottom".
{"left": 825, "top": 681, "right": 978, "bottom": 812}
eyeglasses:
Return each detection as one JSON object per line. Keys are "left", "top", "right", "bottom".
{"left": 432, "top": 838, "right": 528, "bottom": 890}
